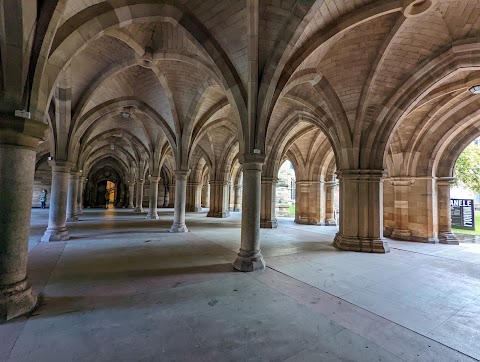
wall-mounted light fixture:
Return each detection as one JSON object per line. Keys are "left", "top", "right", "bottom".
{"left": 120, "top": 107, "right": 131, "bottom": 118}
{"left": 469, "top": 85, "right": 480, "bottom": 95}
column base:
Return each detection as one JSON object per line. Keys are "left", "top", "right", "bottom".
{"left": 391, "top": 229, "right": 412, "bottom": 241}
{"left": 326, "top": 218, "right": 337, "bottom": 226}
{"left": 41, "top": 228, "right": 70, "bottom": 242}
{"left": 0, "top": 279, "right": 38, "bottom": 321}
{"left": 66, "top": 216, "right": 78, "bottom": 222}
{"left": 233, "top": 250, "right": 266, "bottom": 272}
{"left": 334, "top": 233, "right": 390, "bottom": 253}
{"left": 77, "top": 208, "right": 83, "bottom": 215}
{"left": 169, "top": 223, "right": 188, "bottom": 233}
{"left": 207, "top": 210, "right": 230, "bottom": 218}
{"left": 260, "top": 219, "right": 277, "bottom": 228}
{"left": 233, "top": 207, "right": 241, "bottom": 212}
{"left": 295, "top": 217, "right": 319, "bottom": 225}
{"left": 134, "top": 207, "right": 144, "bottom": 213}
{"left": 439, "top": 232, "right": 460, "bottom": 245}
{"left": 188, "top": 206, "right": 203, "bottom": 212}
{"left": 146, "top": 212, "right": 159, "bottom": 220}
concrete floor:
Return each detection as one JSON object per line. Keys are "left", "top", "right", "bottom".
{"left": 1, "top": 209, "right": 480, "bottom": 361}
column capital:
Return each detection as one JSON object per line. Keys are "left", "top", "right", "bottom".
{"left": 0, "top": 116, "right": 48, "bottom": 149}
{"left": 336, "top": 169, "right": 386, "bottom": 181}
{"left": 174, "top": 169, "right": 191, "bottom": 179}
{"left": 209, "top": 180, "right": 229, "bottom": 186}
{"left": 437, "top": 177, "right": 455, "bottom": 186}
{"left": 239, "top": 153, "right": 265, "bottom": 167}
{"left": 261, "top": 176, "right": 278, "bottom": 184}
{"left": 69, "top": 171, "right": 82, "bottom": 178}
{"left": 48, "top": 159, "right": 73, "bottom": 173}
{"left": 149, "top": 176, "right": 160, "bottom": 183}
{"left": 137, "top": 178, "right": 145, "bottom": 185}
{"left": 325, "top": 180, "right": 339, "bottom": 187}
{"left": 388, "top": 176, "right": 415, "bottom": 186}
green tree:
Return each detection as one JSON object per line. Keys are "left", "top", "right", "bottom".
{"left": 454, "top": 144, "right": 480, "bottom": 194}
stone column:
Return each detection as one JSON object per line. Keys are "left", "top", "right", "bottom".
{"left": 41, "top": 160, "right": 72, "bottom": 241}
{"left": 233, "top": 184, "right": 242, "bottom": 211}
{"left": 201, "top": 183, "right": 210, "bottom": 208}
{"left": 390, "top": 178, "right": 414, "bottom": 240}
{"left": 207, "top": 180, "right": 230, "bottom": 217}
{"left": 128, "top": 181, "right": 135, "bottom": 208}
{"left": 260, "top": 176, "right": 277, "bottom": 228}
{"left": 229, "top": 182, "right": 235, "bottom": 211}
{"left": 77, "top": 175, "right": 85, "bottom": 214}
{"left": 0, "top": 117, "right": 47, "bottom": 320}
{"left": 437, "top": 177, "right": 459, "bottom": 245}
{"left": 134, "top": 179, "right": 145, "bottom": 213}
{"left": 233, "top": 155, "right": 266, "bottom": 271}
{"left": 168, "top": 183, "right": 175, "bottom": 208}
{"left": 170, "top": 170, "right": 190, "bottom": 232}
{"left": 186, "top": 182, "right": 202, "bottom": 212}
{"left": 295, "top": 181, "right": 322, "bottom": 225}
{"left": 163, "top": 184, "right": 169, "bottom": 207}
{"left": 146, "top": 177, "right": 160, "bottom": 219}
{"left": 66, "top": 171, "right": 80, "bottom": 222}
{"left": 325, "top": 181, "right": 338, "bottom": 225}
{"left": 334, "top": 170, "right": 390, "bottom": 253}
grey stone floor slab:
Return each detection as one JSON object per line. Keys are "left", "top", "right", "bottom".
{"left": 1, "top": 209, "right": 479, "bottom": 361}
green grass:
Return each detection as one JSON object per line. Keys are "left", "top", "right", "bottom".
{"left": 452, "top": 213, "right": 480, "bottom": 235}
{"left": 289, "top": 205, "right": 295, "bottom": 216}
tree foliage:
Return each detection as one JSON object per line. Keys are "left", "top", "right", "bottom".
{"left": 454, "top": 144, "right": 480, "bottom": 194}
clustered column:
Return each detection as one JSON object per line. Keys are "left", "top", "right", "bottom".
{"left": 334, "top": 170, "right": 390, "bottom": 253}
{"left": 437, "top": 177, "right": 459, "bottom": 245}
{"left": 233, "top": 184, "right": 242, "bottom": 211}
{"left": 146, "top": 176, "right": 160, "bottom": 219}
{"left": 325, "top": 180, "right": 337, "bottom": 225}
{"left": 134, "top": 179, "right": 145, "bottom": 213}
{"left": 66, "top": 171, "right": 80, "bottom": 222}
{"left": 260, "top": 176, "right": 277, "bottom": 228}
{"left": 0, "top": 116, "right": 47, "bottom": 320}
{"left": 77, "top": 175, "right": 85, "bottom": 214}
{"left": 207, "top": 180, "right": 230, "bottom": 218}
{"left": 168, "top": 182, "right": 175, "bottom": 208}
{"left": 128, "top": 181, "right": 135, "bottom": 208}
{"left": 390, "top": 178, "right": 414, "bottom": 240}
{"left": 186, "top": 182, "right": 202, "bottom": 212}
{"left": 170, "top": 170, "right": 190, "bottom": 232}
{"left": 233, "top": 155, "right": 266, "bottom": 271}
{"left": 295, "top": 181, "right": 322, "bottom": 225}
{"left": 41, "top": 160, "right": 72, "bottom": 242}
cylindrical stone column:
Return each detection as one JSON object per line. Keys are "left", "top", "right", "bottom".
{"left": 260, "top": 176, "right": 277, "bottom": 228}
{"left": 0, "top": 117, "right": 47, "bottom": 321}
{"left": 77, "top": 175, "right": 85, "bottom": 214}
{"left": 163, "top": 184, "right": 169, "bottom": 207}
{"left": 134, "top": 179, "right": 145, "bottom": 213}
{"left": 437, "top": 177, "right": 459, "bottom": 245}
{"left": 233, "top": 184, "right": 242, "bottom": 211}
{"left": 170, "top": 170, "right": 190, "bottom": 232}
{"left": 128, "top": 182, "right": 135, "bottom": 208}
{"left": 66, "top": 171, "right": 80, "bottom": 222}
{"left": 334, "top": 170, "right": 390, "bottom": 253}
{"left": 201, "top": 183, "right": 209, "bottom": 208}
{"left": 233, "top": 155, "right": 266, "bottom": 271}
{"left": 41, "top": 160, "right": 72, "bottom": 242}
{"left": 325, "top": 181, "right": 338, "bottom": 226}
{"left": 146, "top": 177, "right": 160, "bottom": 219}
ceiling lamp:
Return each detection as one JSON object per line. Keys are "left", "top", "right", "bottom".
{"left": 110, "top": 144, "right": 115, "bottom": 151}
{"left": 469, "top": 85, "right": 480, "bottom": 95}
{"left": 120, "top": 107, "right": 131, "bottom": 118}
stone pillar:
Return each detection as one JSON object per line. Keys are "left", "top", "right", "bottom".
{"left": 325, "top": 181, "right": 338, "bottom": 225}
{"left": 66, "top": 171, "right": 80, "bottom": 222}
{"left": 0, "top": 117, "right": 47, "bottom": 320}
{"left": 170, "top": 170, "right": 190, "bottom": 232}
{"left": 146, "top": 177, "right": 160, "bottom": 219}
{"left": 168, "top": 183, "right": 175, "bottom": 208}
{"left": 77, "top": 175, "right": 85, "bottom": 214}
{"left": 41, "top": 160, "right": 72, "bottom": 242}
{"left": 295, "top": 181, "right": 322, "bottom": 225}
{"left": 437, "top": 177, "right": 459, "bottom": 245}
{"left": 128, "top": 182, "right": 135, "bottom": 208}
{"left": 201, "top": 183, "right": 210, "bottom": 208}
{"left": 163, "top": 184, "right": 169, "bottom": 207}
{"left": 186, "top": 182, "right": 202, "bottom": 212}
{"left": 134, "top": 179, "right": 145, "bottom": 213}
{"left": 233, "top": 155, "right": 266, "bottom": 271}
{"left": 260, "top": 176, "right": 277, "bottom": 228}
{"left": 207, "top": 180, "right": 230, "bottom": 218}
{"left": 390, "top": 178, "right": 414, "bottom": 240}
{"left": 334, "top": 170, "right": 390, "bottom": 253}
{"left": 233, "top": 184, "right": 242, "bottom": 211}
{"left": 229, "top": 182, "right": 235, "bottom": 211}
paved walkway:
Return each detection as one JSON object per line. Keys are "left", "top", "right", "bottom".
{"left": 1, "top": 209, "right": 479, "bottom": 361}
